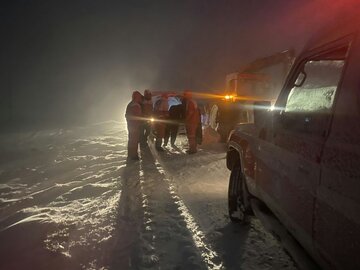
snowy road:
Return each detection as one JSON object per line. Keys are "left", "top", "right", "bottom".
{"left": 0, "top": 122, "right": 297, "bottom": 270}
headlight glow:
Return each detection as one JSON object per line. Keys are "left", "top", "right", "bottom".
{"left": 224, "top": 95, "right": 234, "bottom": 101}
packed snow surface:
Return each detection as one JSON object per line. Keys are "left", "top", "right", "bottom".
{"left": 0, "top": 122, "right": 296, "bottom": 270}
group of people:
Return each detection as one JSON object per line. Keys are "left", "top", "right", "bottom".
{"left": 125, "top": 89, "right": 201, "bottom": 161}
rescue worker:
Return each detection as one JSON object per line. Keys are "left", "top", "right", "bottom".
{"left": 141, "top": 89, "right": 153, "bottom": 146}
{"left": 164, "top": 104, "right": 183, "bottom": 147}
{"left": 154, "top": 93, "right": 169, "bottom": 151}
{"left": 125, "top": 91, "right": 143, "bottom": 161}
{"left": 183, "top": 90, "right": 200, "bottom": 154}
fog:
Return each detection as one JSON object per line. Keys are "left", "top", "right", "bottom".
{"left": 1, "top": 0, "right": 358, "bottom": 127}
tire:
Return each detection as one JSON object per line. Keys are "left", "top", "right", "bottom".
{"left": 228, "top": 166, "right": 252, "bottom": 223}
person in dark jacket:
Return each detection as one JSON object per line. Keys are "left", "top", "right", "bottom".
{"left": 140, "top": 89, "right": 153, "bottom": 146}
{"left": 164, "top": 104, "right": 184, "bottom": 147}
{"left": 125, "top": 91, "right": 143, "bottom": 160}
{"left": 183, "top": 90, "right": 200, "bottom": 154}
{"left": 153, "top": 93, "right": 169, "bottom": 151}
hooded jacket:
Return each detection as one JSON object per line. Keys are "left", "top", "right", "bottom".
{"left": 125, "top": 91, "right": 142, "bottom": 128}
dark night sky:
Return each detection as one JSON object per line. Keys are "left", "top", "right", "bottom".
{"left": 0, "top": 0, "right": 358, "bottom": 125}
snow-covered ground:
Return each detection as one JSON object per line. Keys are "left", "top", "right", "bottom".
{"left": 0, "top": 122, "right": 297, "bottom": 270}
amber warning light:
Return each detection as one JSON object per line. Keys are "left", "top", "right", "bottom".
{"left": 224, "top": 95, "right": 235, "bottom": 101}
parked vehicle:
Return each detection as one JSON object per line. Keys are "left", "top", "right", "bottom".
{"left": 226, "top": 17, "right": 360, "bottom": 270}
{"left": 209, "top": 50, "right": 294, "bottom": 141}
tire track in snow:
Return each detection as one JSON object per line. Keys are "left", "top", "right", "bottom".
{"left": 141, "top": 144, "right": 223, "bottom": 270}
{"left": 139, "top": 147, "right": 203, "bottom": 269}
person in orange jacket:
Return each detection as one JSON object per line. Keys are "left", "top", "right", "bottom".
{"left": 183, "top": 90, "right": 200, "bottom": 154}
{"left": 140, "top": 89, "right": 153, "bottom": 146}
{"left": 125, "top": 91, "right": 143, "bottom": 161}
{"left": 154, "top": 93, "right": 169, "bottom": 151}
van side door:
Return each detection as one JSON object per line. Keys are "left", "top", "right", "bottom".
{"left": 315, "top": 37, "right": 360, "bottom": 269}
{"left": 268, "top": 43, "right": 349, "bottom": 254}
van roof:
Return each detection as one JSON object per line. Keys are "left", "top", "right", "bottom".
{"left": 305, "top": 16, "right": 360, "bottom": 52}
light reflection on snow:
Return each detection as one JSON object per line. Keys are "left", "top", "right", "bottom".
{"left": 0, "top": 125, "right": 128, "bottom": 269}
{"left": 12, "top": 188, "right": 121, "bottom": 260}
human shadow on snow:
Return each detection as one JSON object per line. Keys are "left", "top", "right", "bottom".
{"left": 109, "top": 159, "right": 142, "bottom": 270}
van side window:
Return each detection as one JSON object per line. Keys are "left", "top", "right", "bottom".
{"left": 279, "top": 45, "right": 349, "bottom": 136}
{"left": 285, "top": 60, "right": 344, "bottom": 113}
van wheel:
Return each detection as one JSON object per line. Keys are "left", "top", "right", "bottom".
{"left": 228, "top": 166, "right": 251, "bottom": 223}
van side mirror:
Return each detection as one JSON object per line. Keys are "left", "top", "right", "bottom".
{"left": 294, "top": 70, "right": 307, "bottom": 87}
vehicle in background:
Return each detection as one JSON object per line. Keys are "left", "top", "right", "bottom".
{"left": 226, "top": 17, "right": 360, "bottom": 270}
{"left": 152, "top": 92, "right": 183, "bottom": 109}
{"left": 209, "top": 50, "right": 295, "bottom": 141}
{"left": 151, "top": 91, "right": 211, "bottom": 135}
